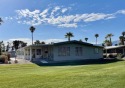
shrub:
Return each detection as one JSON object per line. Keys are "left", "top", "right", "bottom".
{"left": 2, "top": 52, "right": 10, "bottom": 61}
{"left": 6, "top": 53, "right": 10, "bottom": 61}
{"left": 14, "top": 59, "right": 18, "bottom": 63}
{"left": 0, "top": 55, "right": 8, "bottom": 63}
{"left": 8, "top": 61, "right": 11, "bottom": 64}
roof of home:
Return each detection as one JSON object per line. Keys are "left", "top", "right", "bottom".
{"left": 54, "top": 40, "right": 93, "bottom": 46}
{"left": 104, "top": 45, "right": 125, "bottom": 49}
{"left": 24, "top": 40, "right": 103, "bottom": 48}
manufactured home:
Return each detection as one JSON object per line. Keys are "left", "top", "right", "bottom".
{"left": 16, "top": 40, "right": 103, "bottom": 62}
{"left": 104, "top": 45, "right": 125, "bottom": 57}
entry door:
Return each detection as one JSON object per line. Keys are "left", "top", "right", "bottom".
{"left": 41, "top": 47, "right": 53, "bottom": 60}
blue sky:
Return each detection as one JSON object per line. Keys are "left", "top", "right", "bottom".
{"left": 0, "top": 0, "right": 125, "bottom": 45}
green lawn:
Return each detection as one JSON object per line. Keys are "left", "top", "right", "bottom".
{"left": 0, "top": 61, "right": 125, "bottom": 88}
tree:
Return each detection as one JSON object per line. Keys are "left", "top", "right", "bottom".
{"left": 119, "top": 36, "right": 124, "bottom": 45}
{"left": 85, "top": 38, "right": 88, "bottom": 42}
{"left": 41, "top": 41, "right": 45, "bottom": 44}
{"left": 13, "top": 40, "right": 27, "bottom": 51}
{"left": 6, "top": 42, "right": 10, "bottom": 52}
{"left": 65, "top": 32, "right": 74, "bottom": 41}
{"left": 0, "top": 41, "right": 3, "bottom": 55}
{"left": 29, "top": 26, "right": 35, "bottom": 45}
{"left": 79, "top": 39, "right": 83, "bottom": 42}
{"left": 95, "top": 34, "right": 99, "bottom": 44}
{"left": 122, "top": 31, "right": 125, "bottom": 37}
{"left": 106, "top": 33, "right": 114, "bottom": 46}
{"left": 13, "top": 40, "right": 20, "bottom": 50}
{"left": 121, "top": 31, "right": 125, "bottom": 45}
{"left": 19, "top": 41, "right": 27, "bottom": 47}
{"left": 1, "top": 43, "right": 5, "bottom": 52}
{"left": 0, "top": 19, "right": 4, "bottom": 53}
{"left": 103, "top": 40, "right": 110, "bottom": 46}
{"left": 34, "top": 40, "right": 41, "bottom": 45}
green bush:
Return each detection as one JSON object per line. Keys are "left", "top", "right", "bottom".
{"left": 0, "top": 55, "right": 8, "bottom": 63}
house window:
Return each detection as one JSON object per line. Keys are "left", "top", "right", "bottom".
{"left": 37, "top": 49, "right": 41, "bottom": 55}
{"left": 94, "top": 48, "right": 99, "bottom": 54}
{"left": 75, "top": 47, "right": 82, "bottom": 56}
{"left": 58, "top": 47, "right": 70, "bottom": 56}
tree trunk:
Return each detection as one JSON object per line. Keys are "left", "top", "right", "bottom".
{"left": 96, "top": 38, "right": 97, "bottom": 44}
{"left": 68, "top": 37, "right": 70, "bottom": 41}
{"left": 32, "top": 33, "right": 33, "bottom": 45}
{"left": 110, "top": 37, "right": 112, "bottom": 46}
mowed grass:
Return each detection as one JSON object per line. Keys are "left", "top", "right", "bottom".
{"left": 0, "top": 61, "right": 125, "bottom": 88}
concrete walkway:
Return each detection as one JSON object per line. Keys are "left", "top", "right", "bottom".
{"left": 10, "top": 58, "right": 32, "bottom": 64}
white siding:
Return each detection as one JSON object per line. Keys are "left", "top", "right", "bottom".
{"left": 53, "top": 44, "right": 103, "bottom": 61}
{"left": 16, "top": 44, "right": 103, "bottom": 62}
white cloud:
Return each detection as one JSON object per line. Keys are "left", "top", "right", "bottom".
{"left": 40, "top": 9, "right": 48, "bottom": 18}
{"left": 61, "top": 8, "right": 68, "bottom": 13}
{"left": 83, "top": 13, "right": 115, "bottom": 22}
{"left": 74, "top": 14, "right": 88, "bottom": 22}
{"left": 14, "top": 7, "right": 125, "bottom": 28}
{"left": 47, "top": 15, "right": 76, "bottom": 25}
{"left": 16, "top": 9, "right": 40, "bottom": 18}
{"left": 58, "top": 23, "right": 77, "bottom": 28}
{"left": 116, "top": 9, "right": 125, "bottom": 14}
{"left": 50, "top": 6, "right": 61, "bottom": 17}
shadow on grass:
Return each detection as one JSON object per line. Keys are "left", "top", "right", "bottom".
{"left": 32, "top": 59, "right": 122, "bottom": 66}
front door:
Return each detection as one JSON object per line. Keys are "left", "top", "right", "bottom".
{"left": 41, "top": 47, "right": 53, "bottom": 61}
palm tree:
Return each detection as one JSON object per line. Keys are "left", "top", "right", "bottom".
{"left": 122, "top": 31, "right": 125, "bottom": 37}
{"left": 121, "top": 31, "right": 125, "bottom": 45}
{"left": 95, "top": 34, "right": 99, "bottom": 44}
{"left": 106, "top": 33, "right": 114, "bottom": 46}
{"left": 29, "top": 26, "right": 35, "bottom": 45}
{"left": 65, "top": 32, "right": 74, "bottom": 41}
{"left": 85, "top": 38, "right": 88, "bottom": 42}
{"left": 103, "top": 40, "right": 110, "bottom": 46}
{"left": 119, "top": 36, "right": 124, "bottom": 45}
